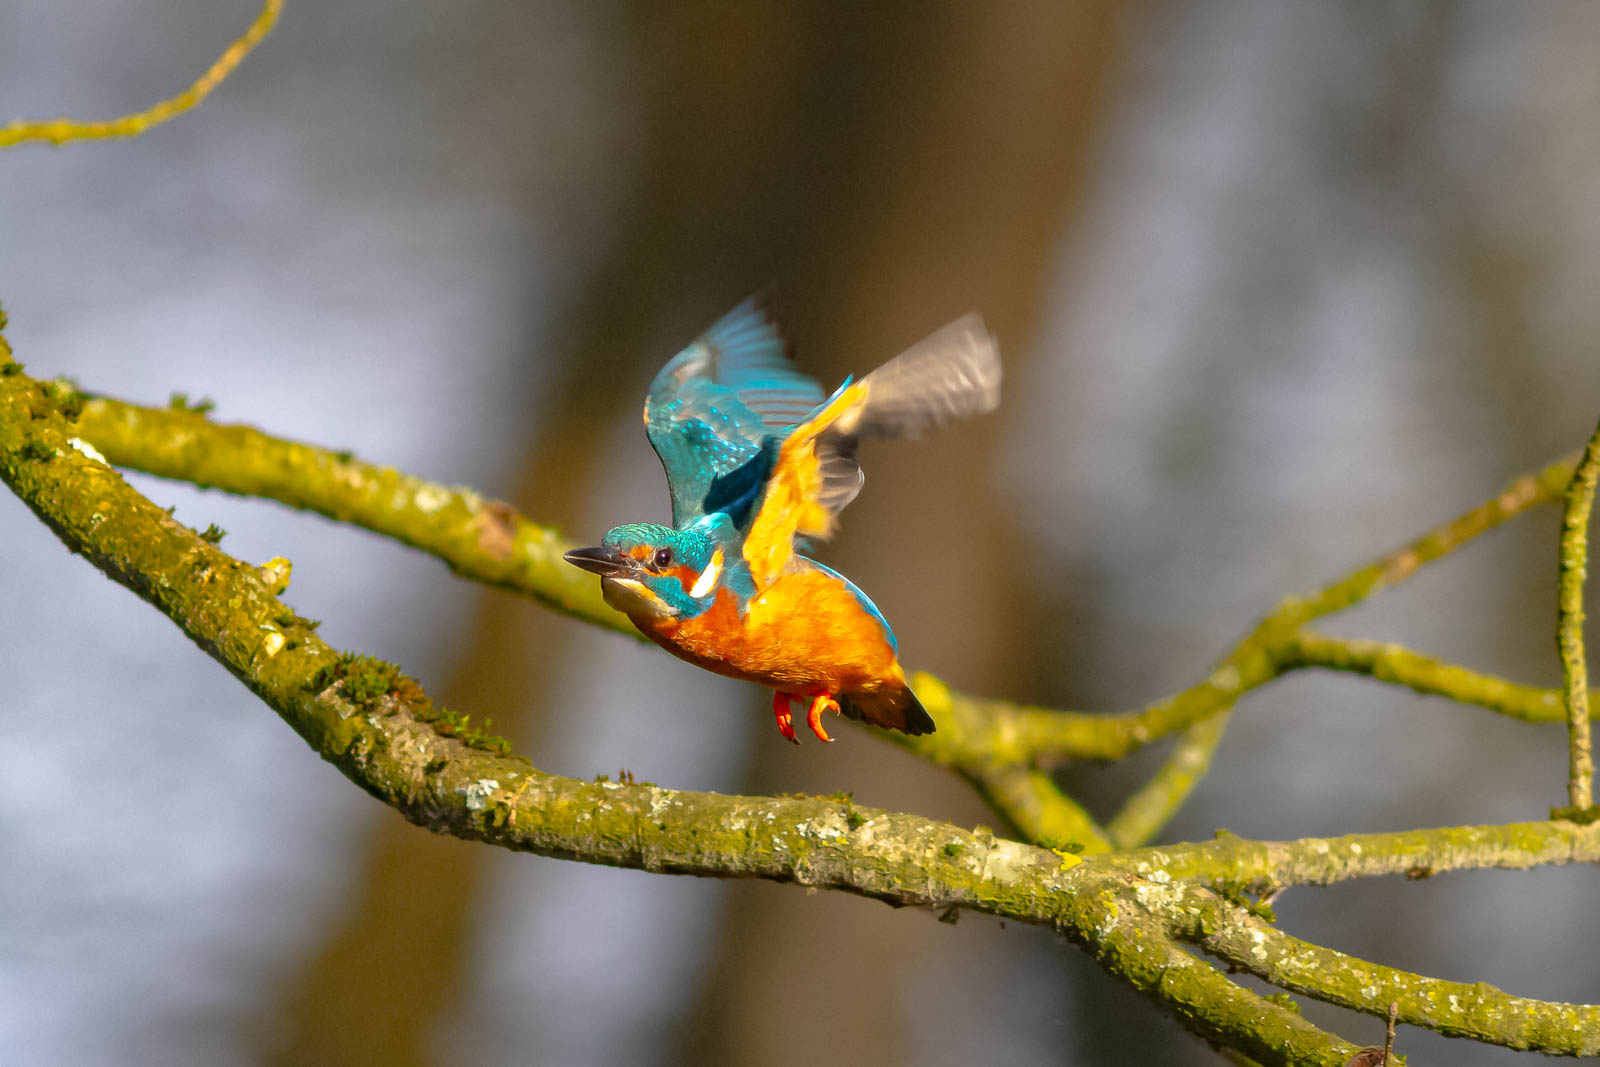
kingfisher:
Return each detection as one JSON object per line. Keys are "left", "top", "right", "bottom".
{"left": 564, "top": 297, "right": 1000, "bottom": 744}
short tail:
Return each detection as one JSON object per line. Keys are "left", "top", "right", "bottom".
{"left": 838, "top": 686, "right": 936, "bottom": 736}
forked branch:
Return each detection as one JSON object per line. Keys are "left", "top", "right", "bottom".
{"left": 5, "top": 334, "right": 1599, "bottom": 1063}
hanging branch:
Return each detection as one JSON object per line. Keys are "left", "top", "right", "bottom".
{"left": 0, "top": 1, "right": 281, "bottom": 149}
{"left": 1556, "top": 417, "right": 1600, "bottom": 817}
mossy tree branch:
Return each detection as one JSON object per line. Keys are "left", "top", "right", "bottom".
{"left": 9, "top": 6, "right": 1600, "bottom": 1055}
{"left": 1, "top": 344, "right": 1379, "bottom": 1066}
{"left": 1180, "top": 888, "right": 1600, "bottom": 1053}
{"left": 1284, "top": 631, "right": 1564, "bottom": 722}
{"left": 971, "top": 765, "right": 1112, "bottom": 853}
{"left": 70, "top": 395, "right": 1578, "bottom": 737}
{"left": 58, "top": 389, "right": 1595, "bottom": 877}
{"left": 1106, "top": 711, "right": 1231, "bottom": 850}
{"left": 1108, "top": 820, "right": 1600, "bottom": 890}
{"left": 11, "top": 348, "right": 1600, "bottom": 1062}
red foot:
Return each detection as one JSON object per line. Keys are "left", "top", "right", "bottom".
{"left": 806, "top": 693, "right": 841, "bottom": 743}
{"left": 772, "top": 692, "right": 799, "bottom": 745}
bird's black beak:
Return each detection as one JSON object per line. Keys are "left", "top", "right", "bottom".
{"left": 563, "top": 545, "right": 634, "bottom": 578}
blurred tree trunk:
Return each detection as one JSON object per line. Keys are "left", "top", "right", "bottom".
{"left": 663, "top": 5, "right": 1131, "bottom": 1065}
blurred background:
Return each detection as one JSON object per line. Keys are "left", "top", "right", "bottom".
{"left": 3, "top": 2, "right": 1599, "bottom": 1064}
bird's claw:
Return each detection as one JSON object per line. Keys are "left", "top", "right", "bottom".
{"left": 806, "top": 693, "right": 840, "bottom": 743}
{"left": 773, "top": 692, "right": 800, "bottom": 745}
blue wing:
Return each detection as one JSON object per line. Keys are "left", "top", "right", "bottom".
{"left": 645, "top": 297, "right": 826, "bottom": 528}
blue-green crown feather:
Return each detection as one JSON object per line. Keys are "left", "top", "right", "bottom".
{"left": 645, "top": 297, "right": 825, "bottom": 529}
{"left": 600, "top": 514, "right": 755, "bottom": 616}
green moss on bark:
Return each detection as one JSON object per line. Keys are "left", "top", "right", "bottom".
{"left": 9, "top": 347, "right": 1600, "bottom": 1063}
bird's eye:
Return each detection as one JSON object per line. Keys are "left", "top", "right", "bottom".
{"left": 653, "top": 548, "right": 672, "bottom": 569}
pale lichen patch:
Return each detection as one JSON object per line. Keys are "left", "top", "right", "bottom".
{"left": 1250, "top": 929, "right": 1268, "bottom": 962}
{"left": 258, "top": 556, "right": 292, "bottom": 594}
{"left": 1211, "top": 664, "right": 1242, "bottom": 692}
{"left": 805, "top": 820, "right": 845, "bottom": 843}
{"left": 413, "top": 483, "right": 452, "bottom": 514}
{"left": 458, "top": 778, "right": 500, "bottom": 811}
{"left": 647, "top": 788, "right": 671, "bottom": 820}
{"left": 67, "top": 436, "right": 107, "bottom": 464}
{"left": 980, "top": 839, "right": 1038, "bottom": 885}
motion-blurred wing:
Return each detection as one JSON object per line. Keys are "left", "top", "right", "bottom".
{"left": 644, "top": 297, "right": 827, "bottom": 528}
{"left": 742, "top": 313, "right": 1000, "bottom": 584}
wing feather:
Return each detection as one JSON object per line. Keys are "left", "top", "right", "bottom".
{"left": 742, "top": 313, "right": 1000, "bottom": 584}
{"left": 840, "top": 313, "right": 1001, "bottom": 439}
{"left": 644, "top": 298, "right": 826, "bottom": 527}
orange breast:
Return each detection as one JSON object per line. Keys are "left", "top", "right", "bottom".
{"left": 633, "top": 570, "right": 904, "bottom": 696}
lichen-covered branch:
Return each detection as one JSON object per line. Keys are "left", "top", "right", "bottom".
{"left": 1557, "top": 417, "right": 1600, "bottom": 813}
{"left": 1001, "top": 452, "right": 1582, "bottom": 764}
{"left": 64, "top": 392, "right": 1589, "bottom": 869}
{"left": 1285, "top": 631, "right": 1564, "bottom": 722}
{"left": 971, "top": 765, "right": 1112, "bottom": 854}
{"left": 71, "top": 397, "right": 1580, "bottom": 761}
{"left": 2, "top": 351, "right": 1382, "bottom": 1065}
{"left": 1110, "top": 819, "right": 1600, "bottom": 891}
{"left": 10, "top": 354, "right": 1600, "bottom": 1059}
{"left": 72, "top": 393, "right": 628, "bottom": 634}
{"left": 1106, "top": 711, "right": 1231, "bottom": 849}
{"left": 1183, "top": 894, "right": 1600, "bottom": 1053}
{"left": 0, "top": 1, "right": 280, "bottom": 149}
{"left": 6, "top": 4, "right": 1598, "bottom": 1053}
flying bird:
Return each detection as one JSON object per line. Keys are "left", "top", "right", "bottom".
{"left": 564, "top": 298, "right": 1000, "bottom": 743}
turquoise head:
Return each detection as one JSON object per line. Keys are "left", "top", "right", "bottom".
{"left": 564, "top": 514, "right": 748, "bottom": 620}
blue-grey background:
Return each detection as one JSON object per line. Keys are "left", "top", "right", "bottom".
{"left": 3, "top": 2, "right": 1598, "bottom": 1064}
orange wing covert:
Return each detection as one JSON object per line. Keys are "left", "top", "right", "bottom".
{"left": 742, "top": 380, "right": 871, "bottom": 586}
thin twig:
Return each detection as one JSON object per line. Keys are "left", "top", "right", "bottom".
{"left": 1106, "top": 710, "right": 1231, "bottom": 849}
{"left": 0, "top": 0, "right": 281, "bottom": 149}
{"left": 1557, "top": 417, "right": 1600, "bottom": 812}
{"left": 972, "top": 765, "right": 1112, "bottom": 853}
{"left": 1286, "top": 630, "right": 1563, "bottom": 722}
{"left": 1113, "top": 818, "right": 1600, "bottom": 889}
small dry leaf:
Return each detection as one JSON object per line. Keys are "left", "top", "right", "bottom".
{"left": 474, "top": 500, "right": 518, "bottom": 558}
